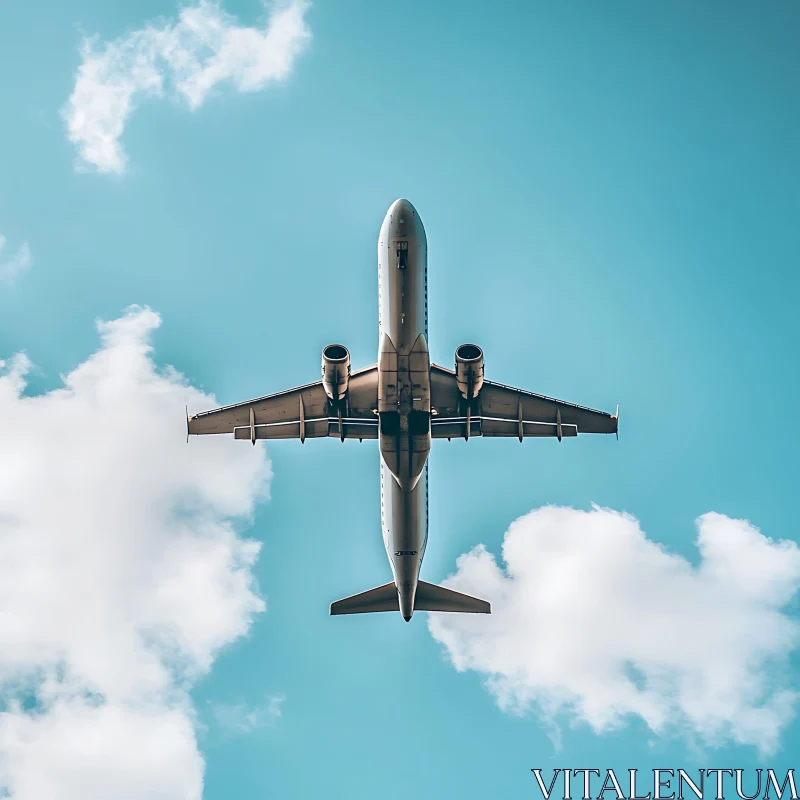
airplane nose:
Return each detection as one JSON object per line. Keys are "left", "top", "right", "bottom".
{"left": 386, "top": 198, "right": 423, "bottom": 241}
{"left": 389, "top": 198, "right": 416, "bottom": 220}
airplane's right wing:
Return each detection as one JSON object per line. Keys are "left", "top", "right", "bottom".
{"left": 187, "top": 365, "right": 379, "bottom": 443}
{"left": 429, "top": 364, "right": 618, "bottom": 441}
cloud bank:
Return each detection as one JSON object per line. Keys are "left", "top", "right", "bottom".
{"left": 0, "top": 236, "right": 32, "bottom": 284}
{"left": 0, "top": 306, "right": 269, "bottom": 798}
{"left": 429, "top": 506, "right": 800, "bottom": 754}
{"left": 62, "top": 0, "right": 312, "bottom": 174}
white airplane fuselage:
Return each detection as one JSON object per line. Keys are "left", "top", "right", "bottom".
{"left": 377, "top": 199, "right": 430, "bottom": 621}
{"left": 187, "top": 197, "right": 616, "bottom": 620}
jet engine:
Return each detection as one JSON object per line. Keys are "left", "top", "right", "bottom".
{"left": 455, "top": 344, "right": 484, "bottom": 399}
{"left": 322, "top": 344, "right": 351, "bottom": 402}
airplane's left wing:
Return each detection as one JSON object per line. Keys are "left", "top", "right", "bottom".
{"left": 188, "top": 365, "right": 379, "bottom": 442}
{"left": 430, "top": 364, "right": 618, "bottom": 441}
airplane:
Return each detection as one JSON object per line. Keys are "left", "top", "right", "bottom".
{"left": 187, "top": 199, "right": 619, "bottom": 622}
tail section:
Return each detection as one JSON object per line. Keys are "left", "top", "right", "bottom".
{"left": 330, "top": 580, "right": 490, "bottom": 617}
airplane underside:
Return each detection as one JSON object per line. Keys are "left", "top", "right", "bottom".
{"left": 186, "top": 198, "right": 618, "bottom": 622}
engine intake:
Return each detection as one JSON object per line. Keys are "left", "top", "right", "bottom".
{"left": 322, "top": 344, "right": 351, "bottom": 402}
{"left": 455, "top": 344, "right": 484, "bottom": 399}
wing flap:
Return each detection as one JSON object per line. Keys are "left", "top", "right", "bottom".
{"left": 431, "top": 416, "right": 578, "bottom": 439}
{"left": 481, "top": 417, "right": 578, "bottom": 438}
{"left": 430, "top": 417, "right": 482, "bottom": 439}
{"left": 233, "top": 418, "right": 379, "bottom": 441}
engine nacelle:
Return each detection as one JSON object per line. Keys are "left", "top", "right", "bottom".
{"left": 321, "top": 344, "right": 351, "bottom": 402}
{"left": 455, "top": 344, "right": 484, "bottom": 399}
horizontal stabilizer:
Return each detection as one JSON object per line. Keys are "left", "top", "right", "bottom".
{"left": 414, "top": 581, "right": 491, "bottom": 614}
{"left": 330, "top": 582, "right": 399, "bottom": 615}
{"left": 330, "top": 581, "right": 491, "bottom": 616}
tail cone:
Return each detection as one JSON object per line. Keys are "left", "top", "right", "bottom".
{"left": 398, "top": 581, "right": 416, "bottom": 621}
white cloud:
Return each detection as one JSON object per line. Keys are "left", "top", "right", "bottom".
{"left": 0, "top": 237, "right": 32, "bottom": 284}
{"left": 428, "top": 505, "right": 800, "bottom": 755}
{"left": 209, "top": 693, "right": 284, "bottom": 735}
{"left": 62, "top": 0, "right": 312, "bottom": 174}
{"left": 0, "top": 306, "right": 270, "bottom": 798}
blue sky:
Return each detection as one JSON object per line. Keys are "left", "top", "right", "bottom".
{"left": 0, "top": 1, "right": 799, "bottom": 798}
